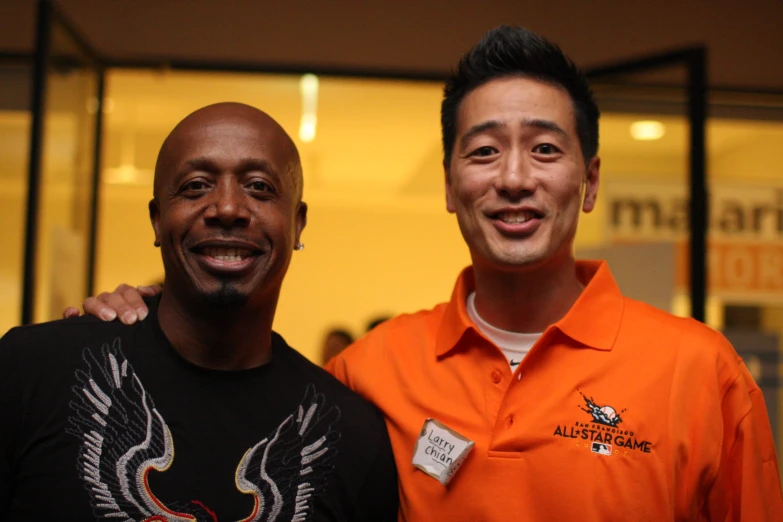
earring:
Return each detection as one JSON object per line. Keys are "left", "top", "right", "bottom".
{"left": 294, "top": 242, "right": 304, "bottom": 251}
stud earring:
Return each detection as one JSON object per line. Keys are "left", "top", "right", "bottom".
{"left": 294, "top": 242, "right": 304, "bottom": 251}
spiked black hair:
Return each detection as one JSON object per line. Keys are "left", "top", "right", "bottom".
{"left": 441, "top": 25, "right": 599, "bottom": 167}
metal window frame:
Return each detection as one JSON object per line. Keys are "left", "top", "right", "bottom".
{"left": 587, "top": 48, "right": 708, "bottom": 321}
{"left": 22, "top": 0, "right": 106, "bottom": 324}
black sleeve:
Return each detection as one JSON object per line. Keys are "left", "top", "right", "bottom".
{"left": 0, "top": 328, "right": 22, "bottom": 517}
{"left": 352, "top": 418, "right": 399, "bottom": 522}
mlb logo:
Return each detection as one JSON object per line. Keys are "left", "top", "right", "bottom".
{"left": 591, "top": 442, "right": 612, "bottom": 456}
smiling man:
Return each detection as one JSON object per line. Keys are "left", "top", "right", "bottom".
{"left": 0, "top": 103, "right": 398, "bottom": 521}
{"left": 328, "top": 28, "right": 783, "bottom": 520}
{"left": 69, "top": 27, "right": 782, "bottom": 521}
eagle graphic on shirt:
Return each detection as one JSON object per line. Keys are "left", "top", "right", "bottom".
{"left": 67, "top": 338, "right": 340, "bottom": 521}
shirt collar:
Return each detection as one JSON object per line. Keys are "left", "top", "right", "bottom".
{"left": 435, "top": 260, "right": 624, "bottom": 357}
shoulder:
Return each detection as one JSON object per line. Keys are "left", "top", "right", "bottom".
{"left": 273, "top": 333, "right": 388, "bottom": 432}
{"left": 621, "top": 296, "right": 742, "bottom": 388}
{"left": 337, "top": 302, "right": 448, "bottom": 363}
{"left": 3, "top": 314, "right": 126, "bottom": 340}
{"left": 1, "top": 315, "right": 143, "bottom": 367}
{"left": 621, "top": 296, "right": 725, "bottom": 345}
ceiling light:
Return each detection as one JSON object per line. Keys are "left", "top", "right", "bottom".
{"left": 299, "top": 113, "right": 317, "bottom": 142}
{"left": 299, "top": 74, "right": 319, "bottom": 143}
{"left": 630, "top": 120, "right": 665, "bottom": 141}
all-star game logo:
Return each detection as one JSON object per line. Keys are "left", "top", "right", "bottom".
{"left": 580, "top": 392, "right": 623, "bottom": 427}
{"left": 552, "top": 390, "right": 652, "bottom": 456}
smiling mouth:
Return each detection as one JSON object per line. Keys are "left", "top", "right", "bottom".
{"left": 494, "top": 210, "right": 542, "bottom": 224}
{"left": 200, "top": 247, "right": 257, "bottom": 261}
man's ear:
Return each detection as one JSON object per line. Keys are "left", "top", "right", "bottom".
{"left": 294, "top": 201, "right": 308, "bottom": 245}
{"left": 149, "top": 198, "right": 161, "bottom": 247}
{"left": 444, "top": 160, "right": 456, "bottom": 214}
{"left": 582, "top": 156, "right": 600, "bottom": 213}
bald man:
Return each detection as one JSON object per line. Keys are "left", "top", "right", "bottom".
{"left": 0, "top": 103, "right": 398, "bottom": 521}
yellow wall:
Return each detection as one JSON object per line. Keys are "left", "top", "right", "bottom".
{"left": 0, "top": 112, "right": 29, "bottom": 335}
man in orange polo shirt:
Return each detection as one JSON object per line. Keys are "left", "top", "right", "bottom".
{"left": 71, "top": 26, "right": 783, "bottom": 520}
{"left": 326, "top": 26, "right": 783, "bottom": 520}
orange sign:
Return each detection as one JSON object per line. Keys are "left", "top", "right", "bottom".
{"left": 677, "top": 241, "right": 783, "bottom": 294}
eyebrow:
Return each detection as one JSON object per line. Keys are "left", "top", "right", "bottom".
{"left": 181, "top": 157, "right": 279, "bottom": 178}
{"left": 459, "top": 118, "right": 569, "bottom": 149}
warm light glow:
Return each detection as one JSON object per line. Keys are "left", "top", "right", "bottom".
{"left": 299, "top": 74, "right": 319, "bottom": 142}
{"left": 299, "top": 113, "right": 317, "bottom": 142}
{"left": 103, "top": 165, "right": 152, "bottom": 185}
{"left": 630, "top": 120, "right": 665, "bottom": 141}
{"left": 86, "top": 97, "right": 115, "bottom": 115}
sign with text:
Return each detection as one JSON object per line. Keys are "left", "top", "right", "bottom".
{"left": 677, "top": 241, "right": 783, "bottom": 295}
{"left": 606, "top": 181, "right": 783, "bottom": 242}
{"left": 605, "top": 180, "right": 783, "bottom": 299}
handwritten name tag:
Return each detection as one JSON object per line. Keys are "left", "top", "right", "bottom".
{"left": 412, "top": 418, "right": 474, "bottom": 485}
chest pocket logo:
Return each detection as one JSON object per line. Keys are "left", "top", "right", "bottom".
{"left": 551, "top": 390, "right": 653, "bottom": 456}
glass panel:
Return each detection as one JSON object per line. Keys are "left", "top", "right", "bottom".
{"left": 33, "top": 19, "right": 100, "bottom": 322}
{"left": 98, "top": 70, "right": 461, "bottom": 362}
{"left": 576, "top": 68, "right": 693, "bottom": 320}
{"left": 0, "top": 62, "right": 32, "bottom": 333}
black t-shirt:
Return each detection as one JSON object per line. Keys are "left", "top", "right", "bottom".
{"left": 0, "top": 298, "right": 398, "bottom": 521}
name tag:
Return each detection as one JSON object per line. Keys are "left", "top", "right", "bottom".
{"left": 412, "top": 418, "right": 474, "bottom": 485}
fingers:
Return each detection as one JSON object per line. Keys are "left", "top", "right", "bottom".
{"left": 136, "top": 284, "right": 163, "bottom": 297}
{"left": 112, "top": 284, "right": 150, "bottom": 324}
{"left": 83, "top": 283, "right": 152, "bottom": 325}
{"left": 62, "top": 306, "right": 81, "bottom": 319}
{"left": 83, "top": 295, "right": 117, "bottom": 322}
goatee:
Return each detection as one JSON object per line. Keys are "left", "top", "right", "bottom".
{"left": 201, "top": 283, "right": 249, "bottom": 309}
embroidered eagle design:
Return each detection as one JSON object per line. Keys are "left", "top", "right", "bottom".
{"left": 67, "top": 339, "right": 340, "bottom": 521}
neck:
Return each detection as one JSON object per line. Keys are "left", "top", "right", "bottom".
{"left": 472, "top": 256, "right": 584, "bottom": 333}
{"left": 157, "top": 290, "right": 277, "bottom": 371}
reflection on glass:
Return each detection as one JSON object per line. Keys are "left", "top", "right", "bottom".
{"left": 32, "top": 22, "right": 100, "bottom": 322}
{"left": 0, "top": 64, "right": 31, "bottom": 334}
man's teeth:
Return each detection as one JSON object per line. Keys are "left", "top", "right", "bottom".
{"left": 499, "top": 211, "right": 536, "bottom": 224}
{"left": 203, "top": 248, "right": 250, "bottom": 261}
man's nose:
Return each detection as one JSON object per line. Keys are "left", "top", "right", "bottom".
{"left": 496, "top": 150, "right": 536, "bottom": 198}
{"left": 204, "top": 180, "right": 251, "bottom": 227}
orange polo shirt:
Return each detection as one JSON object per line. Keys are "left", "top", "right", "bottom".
{"left": 327, "top": 260, "right": 783, "bottom": 521}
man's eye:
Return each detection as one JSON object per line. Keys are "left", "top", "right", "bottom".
{"left": 184, "top": 180, "right": 208, "bottom": 191}
{"left": 249, "top": 180, "right": 273, "bottom": 193}
{"left": 471, "top": 146, "right": 497, "bottom": 157}
{"left": 534, "top": 143, "right": 561, "bottom": 154}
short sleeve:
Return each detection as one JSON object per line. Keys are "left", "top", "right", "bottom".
{"left": 706, "top": 359, "right": 783, "bottom": 521}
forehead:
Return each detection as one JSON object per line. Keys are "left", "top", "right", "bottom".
{"left": 172, "top": 118, "right": 290, "bottom": 167}
{"left": 457, "top": 76, "right": 578, "bottom": 135}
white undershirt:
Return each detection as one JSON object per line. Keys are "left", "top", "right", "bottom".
{"left": 466, "top": 292, "right": 542, "bottom": 371}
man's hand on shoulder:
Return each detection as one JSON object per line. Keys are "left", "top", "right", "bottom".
{"left": 62, "top": 284, "right": 162, "bottom": 325}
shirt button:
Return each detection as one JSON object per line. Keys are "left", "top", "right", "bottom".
{"left": 490, "top": 370, "right": 502, "bottom": 384}
{"left": 506, "top": 414, "right": 515, "bottom": 428}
